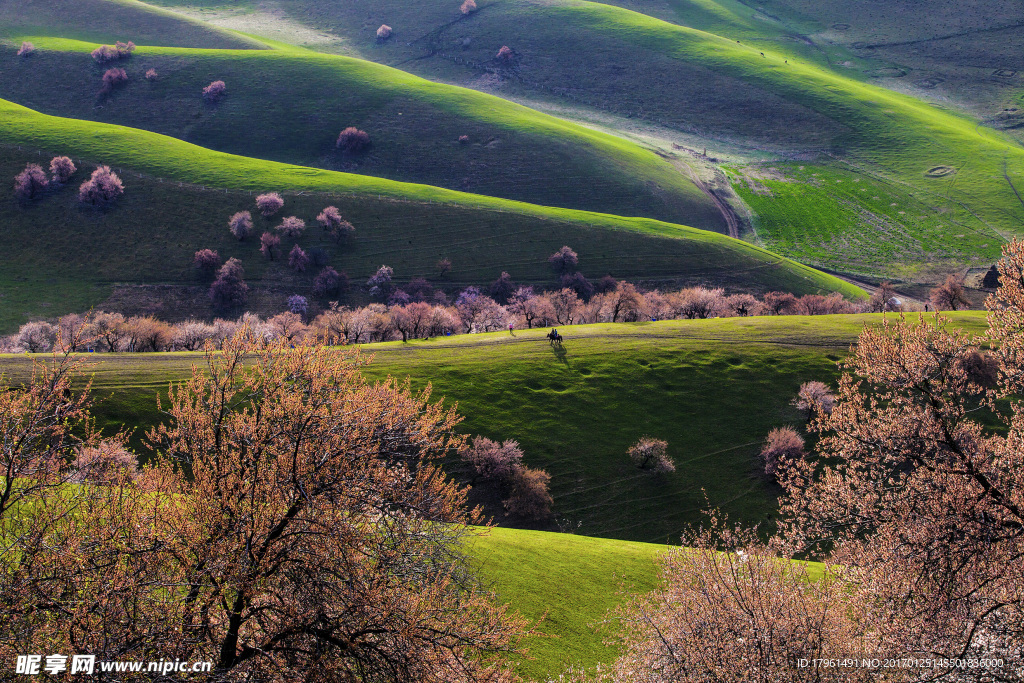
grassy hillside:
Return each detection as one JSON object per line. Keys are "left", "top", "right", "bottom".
{"left": 0, "top": 39, "right": 725, "bottom": 229}
{"left": 0, "top": 0, "right": 266, "bottom": 49}
{"left": 0, "top": 99, "right": 861, "bottom": 331}
{"left": 141, "top": 0, "right": 1024, "bottom": 278}
{"left": 0, "top": 314, "right": 987, "bottom": 543}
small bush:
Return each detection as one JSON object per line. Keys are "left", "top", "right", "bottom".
{"left": 503, "top": 467, "right": 553, "bottom": 520}
{"left": 115, "top": 41, "right": 135, "bottom": 58}
{"left": 13, "top": 163, "right": 49, "bottom": 201}
{"left": 336, "top": 127, "right": 371, "bottom": 154}
{"left": 260, "top": 232, "right": 281, "bottom": 260}
{"left": 627, "top": 437, "right": 674, "bottom": 473}
{"left": 49, "top": 156, "right": 76, "bottom": 184}
{"left": 760, "top": 427, "right": 805, "bottom": 478}
{"left": 288, "top": 244, "right": 310, "bottom": 272}
{"left": 458, "top": 134, "right": 470, "bottom": 144}
{"left": 276, "top": 216, "right": 306, "bottom": 239}
{"left": 193, "top": 249, "right": 221, "bottom": 279}
{"left": 376, "top": 24, "right": 393, "bottom": 40}
{"left": 228, "top": 210, "right": 253, "bottom": 240}
{"left": 78, "top": 166, "right": 124, "bottom": 207}
{"left": 17, "top": 42, "right": 35, "bottom": 57}
{"left": 496, "top": 45, "right": 514, "bottom": 62}
{"left": 460, "top": 0, "right": 477, "bottom": 14}
{"left": 91, "top": 44, "right": 118, "bottom": 63}
{"left": 202, "top": 80, "right": 226, "bottom": 102}
{"left": 100, "top": 67, "right": 128, "bottom": 94}
{"left": 144, "top": 68, "right": 158, "bottom": 81}
{"left": 255, "top": 192, "right": 284, "bottom": 217}
{"left": 462, "top": 436, "right": 523, "bottom": 481}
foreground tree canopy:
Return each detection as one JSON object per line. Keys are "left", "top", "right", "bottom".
{"left": 591, "top": 241, "right": 1024, "bottom": 682}
{"left": 0, "top": 331, "right": 524, "bottom": 681}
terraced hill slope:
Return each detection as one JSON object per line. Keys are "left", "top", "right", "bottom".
{"left": 0, "top": 39, "right": 726, "bottom": 228}
{"left": 0, "top": 99, "right": 858, "bottom": 331}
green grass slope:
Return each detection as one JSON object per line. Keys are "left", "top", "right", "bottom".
{"left": 2, "top": 315, "right": 987, "bottom": 543}
{"left": 0, "top": 39, "right": 724, "bottom": 229}
{"left": 154, "top": 0, "right": 1024, "bottom": 278}
{"left": 0, "top": 0, "right": 266, "bottom": 49}
{"left": 0, "top": 99, "right": 861, "bottom": 331}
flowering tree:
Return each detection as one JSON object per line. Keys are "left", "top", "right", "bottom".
{"left": 367, "top": 265, "right": 395, "bottom": 298}
{"left": 317, "top": 206, "right": 355, "bottom": 242}
{"left": 337, "top": 127, "right": 371, "bottom": 153}
{"left": 313, "top": 266, "right": 343, "bottom": 298}
{"left": 759, "top": 426, "right": 804, "bottom": 479}
{"left": 929, "top": 274, "right": 970, "bottom": 311}
{"left": 91, "top": 44, "right": 118, "bottom": 63}
{"left": 496, "top": 45, "right": 514, "bottom": 63}
{"left": 792, "top": 380, "right": 834, "bottom": 420}
{"left": 288, "top": 244, "right": 310, "bottom": 272}
{"left": 202, "top": 80, "right": 226, "bottom": 102}
{"left": 627, "top": 437, "right": 674, "bottom": 473}
{"left": 462, "top": 436, "right": 524, "bottom": 483}
{"left": 460, "top": 0, "right": 477, "bottom": 13}
{"left": 548, "top": 245, "right": 578, "bottom": 274}
{"left": 228, "top": 210, "right": 252, "bottom": 240}
{"left": 78, "top": 166, "right": 124, "bottom": 207}
{"left": 255, "top": 192, "right": 283, "bottom": 216}
{"left": 13, "top": 163, "right": 48, "bottom": 201}
{"left": 144, "top": 68, "right": 158, "bottom": 81}
{"left": 275, "top": 215, "right": 306, "bottom": 239}
{"left": 503, "top": 467, "right": 552, "bottom": 520}
{"left": 17, "top": 42, "right": 35, "bottom": 57}
{"left": 192, "top": 249, "right": 221, "bottom": 279}
{"left": 259, "top": 232, "right": 281, "bottom": 260}
{"left": 209, "top": 258, "right": 248, "bottom": 311}
{"left": 49, "top": 156, "right": 76, "bottom": 184}
{"left": 100, "top": 67, "right": 128, "bottom": 94}
{"left": 287, "top": 294, "right": 309, "bottom": 316}
{"left": 376, "top": 24, "right": 393, "bottom": 40}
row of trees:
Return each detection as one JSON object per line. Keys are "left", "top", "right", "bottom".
{"left": 13, "top": 157, "right": 124, "bottom": 207}
{"left": 0, "top": 332, "right": 526, "bottom": 680}
{"left": 570, "top": 242, "right": 1024, "bottom": 681}
{"left": 0, "top": 278, "right": 962, "bottom": 353}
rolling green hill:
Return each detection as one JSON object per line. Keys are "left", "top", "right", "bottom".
{"left": 0, "top": 98, "right": 861, "bottom": 331}
{"left": 136, "top": 0, "right": 1024, "bottom": 280}
{"left": 0, "top": 0, "right": 266, "bottom": 49}
{"left": 0, "top": 38, "right": 726, "bottom": 229}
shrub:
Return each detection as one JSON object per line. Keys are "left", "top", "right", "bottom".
{"left": 91, "top": 44, "right": 118, "bottom": 63}
{"left": 496, "top": 45, "right": 514, "bottom": 62}
{"left": 503, "top": 467, "right": 553, "bottom": 520}
{"left": 144, "top": 68, "right": 158, "bottom": 81}
{"left": 202, "top": 80, "right": 226, "bottom": 102}
{"left": 462, "top": 436, "right": 524, "bottom": 482}
{"left": 460, "top": 0, "right": 477, "bottom": 14}
{"left": 627, "top": 437, "right": 675, "bottom": 473}
{"left": 760, "top": 426, "right": 805, "bottom": 478}
{"left": 100, "top": 67, "right": 128, "bottom": 94}
{"left": 260, "top": 232, "right": 281, "bottom": 260}
{"left": 287, "top": 295, "right": 309, "bottom": 316}
{"left": 17, "top": 42, "right": 35, "bottom": 57}
{"left": 793, "top": 381, "right": 835, "bottom": 420}
{"left": 255, "top": 192, "right": 284, "bottom": 217}
{"left": 548, "top": 246, "right": 578, "bottom": 275}
{"left": 313, "top": 266, "right": 343, "bottom": 297}
{"left": 228, "top": 210, "right": 253, "bottom": 240}
{"left": 115, "top": 41, "right": 135, "bottom": 58}
{"left": 458, "top": 134, "right": 470, "bottom": 144}
{"left": 288, "top": 244, "right": 310, "bottom": 272}
{"left": 376, "top": 24, "right": 392, "bottom": 40}
{"left": 209, "top": 258, "right": 248, "bottom": 311}
{"left": 193, "top": 249, "right": 221, "bottom": 279}
{"left": 48, "top": 156, "right": 76, "bottom": 184}
{"left": 275, "top": 216, "right": 306, "bottom": 239}
{"left": 336, "top": 127, "right": 371, "bottom": 154}
{"left": 13, "top": 163, "right": 48, "bottom": 201}
{"left": 78, "top": 166, "right": 124, "bottom": 207}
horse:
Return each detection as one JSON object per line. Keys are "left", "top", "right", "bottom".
{"left": 547, "top": 329, "right": 563, "bottom": 345}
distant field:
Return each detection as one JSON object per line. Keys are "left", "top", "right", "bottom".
{"left": 0, "top": 99, "right": 860, "bottom": 331}
{"left": 0, "top": 314, "right": 986, "bottom": 542}
{"left": 0, "top": 39, "right": 724, "bottom": 228}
